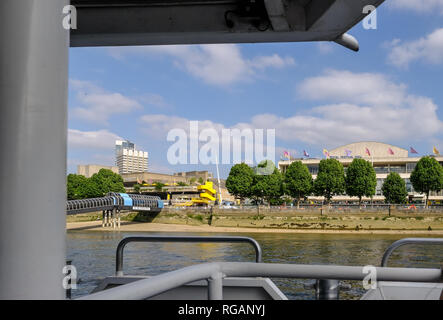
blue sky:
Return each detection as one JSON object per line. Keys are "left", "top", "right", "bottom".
{"left": 67, "top": 1, "right": 443, "bottom": 178}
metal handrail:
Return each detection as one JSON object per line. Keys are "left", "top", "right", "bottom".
{"left": 115, "top": 236, "right": 263, "bottom": 276}
{"left": 381, "top": 238, "right": 443, "bottom": 267}
{"left": 80, "top": 262, "right": 442, "bottom": 300}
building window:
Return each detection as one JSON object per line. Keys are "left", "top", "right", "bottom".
{"left": 406, "top": 163, "right": 416, "bottom": 172}
{"left": 405, "top": 179, "right": 414, "bottom": 193}
{"left": 374, "top": 167, "right": 389, "bottom": 174}
{"left": 389, "top": 166, "right": 406, "bottom": 174}
{"left": 307, "top": 165, "right": 318, "bottom": 175}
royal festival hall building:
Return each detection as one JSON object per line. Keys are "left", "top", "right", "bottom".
{"left": 278, "top": 142, "right": 443, "bottom": 204}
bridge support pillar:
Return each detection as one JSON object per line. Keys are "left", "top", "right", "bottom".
{"left": 105, "top": 210, "right": 110, "bottom": 227}
{"left": 0, "top": 0, "right": 69, "bottom": 299}
{"left": 112, "top": 208, "right": 117, "bottom": 229}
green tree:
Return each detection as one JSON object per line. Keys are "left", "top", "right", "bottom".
{"left": 345, "top": 158, "right": 376, "bottom": 207}
{"left": 177, "top": 181, "right": 188, "bottom": 186}
{"left": 154, "top": 182, "right": 165, "bottom": 191}
{"left": 198, "top": 177, "right": 205, "bottom": 184}
{"left": 226, "top": 163, "right": 254, "bottom": 205}
{"left": 189, "top": 177, "right": 197, "bottom": 185}
{"left": 314, "top": 159, "right": 345, "bottom": 205}
{"left": 79, "top": 179, "right": 102, "bottom": 199}
{"left": 251, "top": 161, "right": 284, "bottom": 206}
{"left": 410, "top": 156, "right": 443, "bottom": 207}
{"left": 90, "top": 169, "right": 125, "bottom": 196}
{"left": 382, "top": 172, "right": 408, "bottom": 204}
{"left": 67, "top": 170, "right": 125, "bottom": 200}
{"left": 262, "top": 168, "right": 284, "bottom": 206}
{"left": 133, "top": 184, "right": 141, "bottom": 194}
{"left": 250, "top": 173, "right": 266, "bottom": 205}
{"left": 284, "top": 161, "right": 312, "bottom": 208}
{"left": 67, "top": 174, "right": 88, "bottom": 200}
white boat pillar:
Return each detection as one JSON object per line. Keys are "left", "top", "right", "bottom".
{"left": 0, "top": 0, "right": 69, "bottom": 299}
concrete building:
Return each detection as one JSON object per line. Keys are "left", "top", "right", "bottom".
{"left": 121, "top": 170, "right": 213, "bottom": 186}
{"left": 77, "top": 164, "right": 119, "bottom": 178}
{"left": 121, "top": 170, "right": 234, "bottom": 202}
{"left": 173, "top": 171, "right": 213, "bottom": 183}
{"left": 122, "top": 171, "right": 187, "bottom": 186}
{"left": 278, "top": 142, "right": 443, "bottom": 203}
{"left": 115, "top": 139, "right": 148, "bottom": 174}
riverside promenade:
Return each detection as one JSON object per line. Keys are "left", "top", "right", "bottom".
{"left": 67, "top": 205, "right": 443, "bottom": 235}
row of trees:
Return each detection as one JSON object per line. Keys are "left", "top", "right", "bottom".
{"left": 226, "top": 156, "right": 443, "bottom": 207}
{"left": 67, "top": 169, "right": 125, "bottom": 200}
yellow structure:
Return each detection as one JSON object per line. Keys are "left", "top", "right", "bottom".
{"left": 175, "top": 181, "right": 217, "bottom": 206}
{"left": 198, "top": 181, "right": 217, "bottom": 201}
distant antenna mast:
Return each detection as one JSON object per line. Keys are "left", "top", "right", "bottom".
{"left": 215, "top": 155, "right": 223, "bottom": 205}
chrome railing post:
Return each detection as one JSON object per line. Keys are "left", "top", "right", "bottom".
{"left": 315, "top": 279, "right": 339, "bottom": 300}
{"left": 208, "top": 272, "right": 224, "bottom": 300}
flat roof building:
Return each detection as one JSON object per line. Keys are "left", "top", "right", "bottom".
{"left": 278, "top": 142, "right": 443, "bottom": 203}
{"left": 122, "top": 170, "right": 214, "bottom": 186}
{"left": 77, "top": 164, "right": 119, "bottom": 178}
{"left": 173, "top": 171, "right": 213, "bottom": 182}
{"left": 115, "top": 139, "right": 148, "bottom": 174}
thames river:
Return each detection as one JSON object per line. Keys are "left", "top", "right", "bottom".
{"left": 67, "top": 231, "right": 442, "bottom": 299}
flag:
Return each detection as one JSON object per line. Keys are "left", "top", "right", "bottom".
{"left": 344, "top": 149, "right": 352, "bottom": 156}
{"left": 365, "top": 147, "right": 371, "bottom": 156}
{"left": 410, "top": 147, "right": 418, "bottom": 154}
{"left": 303, "top": 150, "right": 310, "bottom": 157}
{"left": 323, "top": 149, "right": 330, "bottom": 158}
{"left": 388, "top": 148, "right": 394, "bottom": 155}
{"left": 434, "top": 146, "right": 440, "bottom": 155}
{"left": 283, "top": 150, "right": 290, "bottom": 159}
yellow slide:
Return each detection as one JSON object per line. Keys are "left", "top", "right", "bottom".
{"left": 173, "top": 181, "right": 217, "bottom": 206}
{"left": 174, "top": 201, "right": 194, "bottom": 207}
{"left": 197, "top": 181, "right": 217, "bottom": 201}
{"left": 200, "top": 193, "right": 216, "bottom": 201}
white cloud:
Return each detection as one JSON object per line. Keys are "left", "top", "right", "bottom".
{"left": 69, "top": 79, "right": 102, "bottom": 92}
{"left": 388, "top": 0, "right": 443, "bottom": 14}
{"left": 317, "top": 42, "right": 334, "bottom": 54}
{"left": 107, "top": 44, "right": 295, "bottom": 86}
{"left": 69, "top": 79, "right": 142, "bottom": 125}
{"left": 138, "top": 93, "right": 172, "bottom": 109}
{"left": 68, "top": 129, "right": 122, "bottom": 150}
{"left": 266, "top": 70, "right": 443, "bottom": 146}
{"left": 148, "top": 162, "right": 175, "bottom": 174}
{"left": 139, "top": 114, "right": 226, "bottom": 139}
{"left": 137, "top": 70, "right": 443, "bottom": 149}
{"left": 249, "top": 99, "right": 442, "bottom": 147}
{"left": 139, "top": 114, "right": 275, "bottom": 165}
{"left": 248, "top": 54, "right": 295, "bottom": 70}
{"left": 297, "top": 69, "right": 406, "bottom": 106}
{"left": 386, "top": 28, "right": 443, "bottom": 68}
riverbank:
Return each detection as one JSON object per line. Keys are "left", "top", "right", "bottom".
{"left": 66, "top": 208, "right": 443, "bottom": 234}
{"left": 66, "top": 221, "right": 443, "bottom": 235}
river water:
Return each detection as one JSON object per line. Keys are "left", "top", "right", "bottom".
{"left": 67, "top": 230, "right": 442, "bottom": 300}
